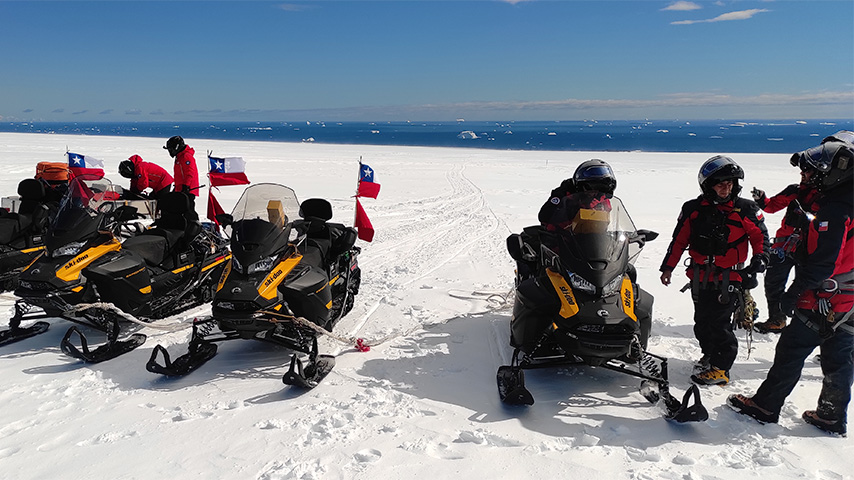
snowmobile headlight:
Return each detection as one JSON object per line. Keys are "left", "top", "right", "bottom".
{"left": 568, "top": 272, "right": 596, "bottom": 295}
{"left": 247, "top": 255, "right": 278, "bottom": 275}
{"left": 602, "top": 274, "right": 624, "bottom": 297}
{"left": 52, "top": 241, "right": 86, "bottom": 258}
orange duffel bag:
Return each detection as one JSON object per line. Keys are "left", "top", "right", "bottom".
{"left": 35, "top": 162, "right": 70, "bottom": 182}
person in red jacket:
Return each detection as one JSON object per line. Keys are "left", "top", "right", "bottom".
{"left": 728, "top": 139, "right": 854, "bottom": 436}
{"left": 164, "top": 136, "right": 199, "bottom": 197}
{"left": 659, "top": 156, "right": 770, "bottom": 386}
{"left": 119, "top": 155, "right": 173, "bottom": 200}
{"left": 750, "top": 167, "right": 821, "bottom": 333}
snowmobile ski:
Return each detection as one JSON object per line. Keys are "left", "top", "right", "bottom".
{"left": 60, "top": 326, "right": 147, "bottom": 363}
{"left": 496, "top": 365, "right": 535, "bottom": 406}
{"left": 0, "top": 321, "right": 50, "bottom": 347}
{"left": 282, "top": 353, "right": 336, "bottom": 389}
{"left": 146, "top": 341, "right": 218, "bottom": 376}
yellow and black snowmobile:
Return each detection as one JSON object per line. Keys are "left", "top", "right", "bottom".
{"left": 147, "top": 183, "right": 361, "bottom": 388}
{"left": 500, "top": 195, "right": 708, "bottom": 422}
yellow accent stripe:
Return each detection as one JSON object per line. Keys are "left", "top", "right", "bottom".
{"left": 139, "top": 285, "right": 152, "bottom": 294}
{"left": 325, "top": 300, "right": 332, "bottom": 310}
{"left": 21, "top": 246, "right": 46, "bottom": 254}
{"left": 258, "top": 253, "right": 303, "bottom": 300}
{"left": 621, "top": 276, "right": 637, "bottom": 321}
{"left": 216, "top": 258, "right": 232, "bottom": 292}
{"left": 202, "top": 253, "right": 231, "bottom": 273}
{"left": 328, "top": 274, "right": 339, "bottom": 285}
{"left": 546, "top": 268, "right": 579, "bottom": 318}
{"left": 71, "top": 285, "right": 83, "bottom": 293}
{"left": 57, "top": 239, "right": 122, "bottom": 282}
{"left": 172, "top": 264, "right": 194, "bottom": 274}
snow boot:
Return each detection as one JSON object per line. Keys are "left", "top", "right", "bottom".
{"left": 727, "top": 394, "right": 779, "bottom": 423}
{"left": 691, "top": 366, "right": 729, "bottom": 386}
{"left": 803, "top": 410, "right": 847, "bottom": 436}
{"left": 692, "top": 354, "right": 711, "bottom": 374}
{"left": 754, "top": 316, "right": 786, "bottom": 334}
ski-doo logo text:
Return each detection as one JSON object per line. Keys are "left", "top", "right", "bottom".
{"left": 623, "top": 287, "right": 632, "bottom": 308}
{"left": 559, "top": 286, "right": 575, "bottom": 305}
{"left": 264, "top": 269, "right": 283, "bottom": 288}
{"left": 66, "top": 253, "right": 89, "bottom": 269}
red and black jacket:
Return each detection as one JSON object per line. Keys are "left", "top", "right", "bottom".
{"left": 660, "top": 196, "right": 770, "bottom": 284}
{"left": 173, "top": 146, "right": 200, "bottom": 197}
{"left": 757, "top": 183, "right": 821, "bottom": 247}
{"left": 787, "top": 192, "right": 854, "bottom": 314}
{"left": 128, "top": 155, "right": 173, "bottom": 194}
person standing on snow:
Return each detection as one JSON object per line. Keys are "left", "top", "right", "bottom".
{"left": 119, "top": 155, "right": 173, "bottom": 200}
{"left": 751, "top": 165, "right": 821, "bottom": 333}
{"left": 728, "top": 139, "right": 854, "bottom": 436}
{"left": 659, "top": 156, "right": 770, "bottom": 386}
{"left": 164, "top": 135, "right": 199, "bottom": 219}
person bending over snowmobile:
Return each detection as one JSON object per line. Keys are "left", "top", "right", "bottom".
{"left": 119, "top": 155, "right": 173, "bottom": 200}
{"left": 728, "top": 139, "right": 854, "bottom": 436}
{"left": 659, "top": 155, "right": 770, "bottom": 386}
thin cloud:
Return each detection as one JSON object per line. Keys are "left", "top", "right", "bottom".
{"left": 662, "top": 1, "right": 702, "bottom": 11}
{"left": 672, "top": 8, "right": 769, "bottom": 24}
{"left": 99, "top": 109, "right": 113, "bottom": 115}
{"left": 277, "top": 3, "right": 313, "bottom": 12}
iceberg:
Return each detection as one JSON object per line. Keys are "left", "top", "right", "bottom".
{"left": 457, "top": 130, "right": 478, "bottom": 140}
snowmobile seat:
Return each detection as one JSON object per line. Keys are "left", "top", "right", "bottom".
{"left": 0, "top": 179, "right": 49, "bottom": 244}
{"left": 296, "top": 198, "right": 335, "bottom": 266}
{"left": 123, "top": 192, "right": 200, "bottom": 267}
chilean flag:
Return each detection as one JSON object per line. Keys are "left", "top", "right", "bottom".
{"left": 209, "top": 156, "right": 250, "bottom": 187}
{"left": 67, "top": 152, "right": 105, "bottom": 179}
{"left": 354, "top": 198, "right": 375, "bottom": 242}
{"left": 357, "top": 163, "right": 381, "bottom": 199}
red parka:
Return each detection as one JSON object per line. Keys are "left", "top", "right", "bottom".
{"left": 128, "top": 155, "right": 173, "bottom": 194}
{"left": 757, "top": 182, "right": 821, "bottom": 249}
{"left": 173, "top": 146, "right": 200, "bottom": 196}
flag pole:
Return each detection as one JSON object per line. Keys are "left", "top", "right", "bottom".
{"left": 355, "top": 156, "right": 362, "bottom": 225}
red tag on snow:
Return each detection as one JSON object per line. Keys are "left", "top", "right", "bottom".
{"left": 355, "top": 338, "right": 370, "bottom": 352}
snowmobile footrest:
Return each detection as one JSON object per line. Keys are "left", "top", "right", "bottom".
{"left": 282, "top": 354, "right": 335, "bottom": 389}
{"left": 0, "top": 321, "right": 50, "bottom": 347}
{"left": 146, "top": 342, "right": 218, "bottom": 376}
{"left": 60, "top": 326, "right": 147, "bottom": 363}
{"left": 663, "top": 384, "right": 709, "bottom": 423}
{"left": 497, "top": 365, "right": 535, "bottom": 406}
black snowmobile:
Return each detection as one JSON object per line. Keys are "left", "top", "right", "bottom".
{"left": 0, "top": 175, "right": 146, "bottom": 357}
{"left": 499, "top": 195, "right": 708, "bottom": 422}
{"left": 60, "top": 191, "right": 232, "bottom": 363}
{"left": 147, "top": 183, "right": 361, "bottom": 389}
{"left": 0, "top": 178, "right": 59, "bottom": 292}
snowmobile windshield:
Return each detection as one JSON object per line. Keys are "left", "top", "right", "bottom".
{"left": 228, "top": 183, "right": 300, "bottom": 270}
{"left": 547, "top": 195, "right": 638, "bottom": 287}
{"left": 47, "top": 175, "right": 120, "bottom": 252}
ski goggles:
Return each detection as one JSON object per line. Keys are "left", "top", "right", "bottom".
{"left": 576, "top": 164, "right": 614, "bottom": 179}
{"left": 790, "top": 144, "right": 838, "bottom": 173}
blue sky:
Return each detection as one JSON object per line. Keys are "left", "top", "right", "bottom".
{"left": 1, "top": 0, "right": 852, "bottom": 122}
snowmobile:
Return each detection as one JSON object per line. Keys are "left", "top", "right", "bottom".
{"left": 498, "top": 195, "right": 708, "bottom": 423}
{"left": 147, "top": 183, "right": 361, "bottom": 389}
{"left": 0, "top": 175, "right": 145, "bottom": 355}
{"left": 0, "top": 178, "right": 59, "bottom": 292}
{"left": 60, "top": 191, "right": 232, "bottom": 363}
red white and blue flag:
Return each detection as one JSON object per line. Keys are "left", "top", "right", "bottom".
{"left": 208, "top": 156, "right": 250, "bottom": 187}
{"left": 67, "top": 152, "right": 105, "bottom": 179}
{"left": 357, "top": 163, "right": 381, "bottom": 199}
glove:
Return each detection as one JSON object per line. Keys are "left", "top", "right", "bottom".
{"left": 179, "top": 184, "right": 190, "bottom": 194}
{"left": 780, "top": 291, "right": 797, "bottom": 317}
{"left": 747, "top": 254, "right": 767, "bottom": 274}
{"left": 751, "top": 188, "right": 767, "bottom": 207}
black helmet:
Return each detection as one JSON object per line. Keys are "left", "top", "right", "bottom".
{"left": 698, "top": 155, "right": 743, "bottom": 201}
{"left": 821, "top": 130, "right": 854, "bottom": 146}
{"left": 792, "top": 141, "right": 853, "bottom": 193}
{"left": 164, "top": 135, "right": 186, "bottom": 157}
{"left": 118, "top": 160, "right": 135, "bottom": 179}
{"left": 572, "top": 159, "right": 616, "bottom": 195}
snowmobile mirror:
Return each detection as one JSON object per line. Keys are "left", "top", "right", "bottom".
{"left": 215, "top": 213, "right": 233, "bottom": 227}
{"left": 539, "top": 244, "right": 561, "bottom": 271}
{"left": 637, "top": 229, "right": 658, "bottom": 242}
{"left": 506, "top": 234, "right": 524, "bottom": 261}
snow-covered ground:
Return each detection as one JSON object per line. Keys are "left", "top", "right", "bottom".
{"left": 0, "top": 132, "right": 850, "bottom": 480}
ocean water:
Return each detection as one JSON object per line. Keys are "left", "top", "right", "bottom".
{"left": 2, "top": 119, "right": 851, "bottom": 154}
